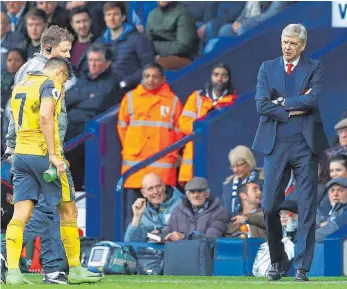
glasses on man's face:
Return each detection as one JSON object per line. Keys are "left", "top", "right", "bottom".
{"left": 231, "top": 162, "right": 246, "bottom": 170}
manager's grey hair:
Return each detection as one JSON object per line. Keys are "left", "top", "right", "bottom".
{"left": 281, "top": 24, "right": 307, "bottom": 44}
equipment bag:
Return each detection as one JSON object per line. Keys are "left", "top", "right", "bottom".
{"left": 136, "top": 247, "right": 164, "bottom": 275}
{"left": 164, "top": 239, "right": 214, "bottom": 276}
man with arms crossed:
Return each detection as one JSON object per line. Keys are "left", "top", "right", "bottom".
{"left": 6, "top": 57, "right": 104, "bottom": 285}
{"left": 252, "top": 24, "right": 329, "bottom": 281}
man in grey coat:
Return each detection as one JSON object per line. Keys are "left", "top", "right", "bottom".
{"left": 163, "top": 177, "right": 229, "bottom": 241}
{"left": 2, "top": 25, "right": 74, "bottom": 285}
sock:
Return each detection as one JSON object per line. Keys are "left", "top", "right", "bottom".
{"left": 6, "top": 219, "right": 25, "bottom": 269}
{"left": 60, "top": 219, "right": 81, "bottom": 267}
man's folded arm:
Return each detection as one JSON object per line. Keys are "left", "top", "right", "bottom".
{"left": 255, "top": 63, "right": 289, "bottom": 123}
{"left": 285, "top": 61, "right": 324, "bottom": 111}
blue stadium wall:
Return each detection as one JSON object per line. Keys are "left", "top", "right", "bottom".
{"left": 84, "top": 1, "right": 347, "bottom": 241}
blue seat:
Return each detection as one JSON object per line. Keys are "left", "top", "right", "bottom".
{"left": 213, "top": 238, "right": 264, "bottom": 276}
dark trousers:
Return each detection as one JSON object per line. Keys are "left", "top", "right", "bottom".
{"left": 123, "top": 188, "right": 142, "bottom": 232}
{"left": 262, "top": 138, "right": 318, "bottom": 271}
{"left": 24, "top": 204, "right": 64, "bottom": 273}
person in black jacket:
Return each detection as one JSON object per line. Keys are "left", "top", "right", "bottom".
{"left": 65, "top": 43, "right": 121, "bottom": 190}
{"left": 36, "top": 1, "right": 73, "bottom": 33}
{"left": 315, "top": 178, "right": 347, "bottom": 243}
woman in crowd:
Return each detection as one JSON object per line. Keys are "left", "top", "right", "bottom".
{"left": 222, "top": 145, "right": 263, "bottom": 216}
{"left": 1, "top": 48, "right": 26, "bottom": 153}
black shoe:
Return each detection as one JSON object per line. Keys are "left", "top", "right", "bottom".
{"left": 42, "top": 272, "right": 68, "bottom": 284}
{"left": 295, "top": 269, "right": 309, "bottom": 282}
{"left": 267, "top": 252, "right": 289, "bottom": 281}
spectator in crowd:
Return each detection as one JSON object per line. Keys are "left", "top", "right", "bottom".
{"left": 162, "top": 177, "right": 229, "bottom": 241}
{"left": 218, "top": 1, "right": 292, "bottom": 37}
{"left": 315, "top": 178, "right": 347, "bottom": 243}
{"left": 319, "top": 118, "right": 347, "bottom": 183}
{"left": 325, "top": 118, "right": 347, "bottom": 158}
{"left": 117, "top": 62, "right": 183, "bottom": 229}
{"left": 279, "top": 201, "right": 299, "bottom": 241}
{"left": 197, "top": 2, "right": 245, "bottom": 40}
{"left": 1, "top": 48, "right": 26, "bottom": 151}
{"left": 1, "top": 12, "right": 27, "bottom": 71}
{"left": 316, "top": 153, "right": 347, "bottom": 226}
{"left": 36, "top": 1, "right": 72, "bottom": 33}
{"left": 25, "top": 8, "right": 47, "bottom": 59}
{"left": 77, "top": 1, "right": 154, "bottom": 92}
{"left": 69, "top": 6, "right": 97, "bottom": 70}
{"left": 65, "top": 1, "right": 106, "bottom": 37}
{"left": 225, "top": 181, "right": 267, "bottom": 239}
{"left": 124, "top": 173, "right": 182, "bottom": 242}
{"left": 179, "top": 63, "right": 238, "bottom": 184}
{"left": 146, "top": 1, "right": 198, "bottom": 70}
{"left": 125, "top": 1, "right": 157, "bottom": 33}
{"left": 65, "top": 43, "right": 120, "bottom": 190}
{"left": 223, "top": 145, "right": 264, "bottom": 216}
{"left": 4, "top": 1, "right": 29, "bottom": 35}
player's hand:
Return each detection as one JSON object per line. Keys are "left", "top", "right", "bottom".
{"left": 49, "top": 154, "right": 66, "bottom": 177}
{"left": 132, "top": 198, "right": 147, "bottom": 217}
{"left": 164, "top": 231, "right": 185, "bottom": 242}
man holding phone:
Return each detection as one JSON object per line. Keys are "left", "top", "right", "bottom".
{"left": 124, "top": 173, "right": 182, "bottom": 242}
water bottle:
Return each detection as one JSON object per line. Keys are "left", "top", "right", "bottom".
{"left": 43, "top": 160, "right": 69, "bottom": 182}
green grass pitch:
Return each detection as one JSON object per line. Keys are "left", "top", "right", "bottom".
{"left": 2, "top": 275, "right": 347, "bottom": 289}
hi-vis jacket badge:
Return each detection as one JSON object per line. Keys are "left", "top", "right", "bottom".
{"left": 160, "top": 105, "right": 170, "bottom": 117}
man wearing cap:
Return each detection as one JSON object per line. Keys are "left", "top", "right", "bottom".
{"left": 325, "top": 118, "right": 347, "bottom": 159}
{"left": 315, "top": 178, "right": 347, "bottom": 243}
{"left": 162, "top": 177, "right": 229, "bottom": 241}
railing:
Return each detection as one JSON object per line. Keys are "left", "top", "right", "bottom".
{"left": 114, "top": 132, "right": 198, "bottom": 241}
{"left": 64, "top": 131, "right": 92, "bottom": 153}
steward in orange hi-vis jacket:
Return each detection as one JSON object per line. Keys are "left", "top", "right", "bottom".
{"left": 178, "top": 63, "right": 237, "bottom": 182}
{"left": 117, "top": 63, "right": 183, "bottom": 189}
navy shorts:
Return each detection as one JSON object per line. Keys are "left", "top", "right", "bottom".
{"left": 12, "top": 154, "right": 75, "bottom": 206}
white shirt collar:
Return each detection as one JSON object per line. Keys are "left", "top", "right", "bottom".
{"left": 283, "top": 57, "right": 300, "bottom": 71}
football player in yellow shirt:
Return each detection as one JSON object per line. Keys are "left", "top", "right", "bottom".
{"left": 6, "top": 57, "right": 104, "bottom": 285}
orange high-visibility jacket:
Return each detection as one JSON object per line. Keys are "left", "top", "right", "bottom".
{"left": 117, "top": 82, "right": 183, "bottom": 188}
{"left": 178, "top": 90, "right": 237, "bottom": 182}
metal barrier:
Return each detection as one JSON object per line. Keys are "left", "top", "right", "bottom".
{"left": 114, "top": 133, "right": 198, "bottom": 241}
{"left": 64, "top": 131, "right": 92, "bottom": 153}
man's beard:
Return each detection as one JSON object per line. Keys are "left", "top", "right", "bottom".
{"left": 212, "top": 82, "right": 228, "bottom": 92}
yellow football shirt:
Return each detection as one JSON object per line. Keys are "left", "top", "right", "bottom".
{"left": 11, "top": 72, "right": 64, "bottom": 157}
